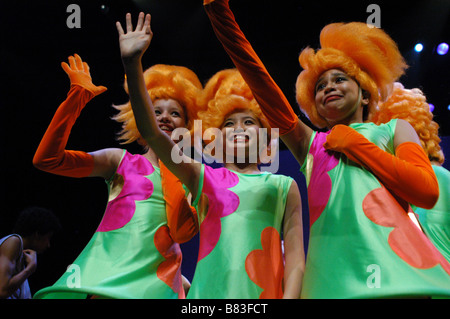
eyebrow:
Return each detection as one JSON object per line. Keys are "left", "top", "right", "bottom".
{"left": 315, "top": 72, "right": 348, "bottom": 89}
{"left": 223, "top": 114, "right": 259, "bottom": 125}
{"left": 317, "top": 72, "right": 347, "bottom": 82}
{"left": 154, "top": 105, "right": 184, "bottom": 113}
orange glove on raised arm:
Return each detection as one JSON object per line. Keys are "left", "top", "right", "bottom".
{"left": 33, "top": 54, "right": 107, "bottom": 178}
{"left": 324, "top": 125, "right": 439, "bottom": 209}
{"left": 204, "top": 0, "right": 298, "bottom": 135}
{"left": 160, "top": 161, "right": 199, "bottom": 243}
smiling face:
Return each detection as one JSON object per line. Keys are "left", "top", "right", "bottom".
{"left": 314, "top": 69, "right": 369, "bottom": 128}
{"left": 154, "top": 98, "right": 187, "bottom": 137}
{"left": 221, "top": 109, "right": 262, "bottom": 162}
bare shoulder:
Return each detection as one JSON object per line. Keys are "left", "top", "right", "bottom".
{"left": 286, "top": 179, "right": 301, "bottom": 205}
{"left": 88, "top": 148, "right": 125, "bottom": 179}
{"left": 0, "top": 236, "right": 21, "bottom": 260}
{"left": 394, "top": 119, "right": 421, "bottom": 149}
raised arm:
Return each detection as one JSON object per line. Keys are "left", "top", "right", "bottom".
{"left": 116, "top": 13, "right": 201, "bottom": 198}
{"left": 204, "top": 0, "right": 313, "bottom": 164}
{"left": 32, "top": 54, "right": 122, "bottom": 179}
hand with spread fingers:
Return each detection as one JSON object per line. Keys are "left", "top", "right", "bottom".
{"left": 116, "top": 12, "right": 153, "bottom": 64}
{"left": 61, "top": 54, "right": 107, "bottom": 96}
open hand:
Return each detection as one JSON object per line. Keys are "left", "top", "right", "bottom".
{"left": 61, "top": 54, "right": 107, "bottom": 96}
{"left": 116, "top": 12, "right": 153, "bottom": 64}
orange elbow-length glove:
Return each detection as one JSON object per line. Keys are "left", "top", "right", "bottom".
{"left": 160, "top": 161, "right": 199, "bottom": 244}
{"left": 204, "top": 0, "right": 298, "bottom": 135}
{"left": 33, "top": 54, "right": 107, "bottom": 177}
{"left": 324, "top": 125, "right": 439, "bottom": 209}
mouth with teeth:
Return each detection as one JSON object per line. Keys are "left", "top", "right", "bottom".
{"left": 232, "top": 134, "right": 249, "bottom": 143}
{"left": 159, "top": 124, "right": 174, "bottom": 134}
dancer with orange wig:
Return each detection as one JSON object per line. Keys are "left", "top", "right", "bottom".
{"left": 116, "top": 12, "right": 304, "bottom": 299}
{"left": 32, "top": 54, "right": 201, "bottom": 298}
{"left": 203, "top": 0, "right": 450, "bottom": 298}
{"left": 372, "top": 83, "right": 450, "bottom": 262}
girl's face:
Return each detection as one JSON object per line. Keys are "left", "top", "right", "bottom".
{"left": 314, "top": 69, "right": 368, "bottom": 127}
{"left": 221, "top": 110, "right": 262, "bottom": 161}
{"left": 154, "top": 99, "right": 187, "bottom": 137}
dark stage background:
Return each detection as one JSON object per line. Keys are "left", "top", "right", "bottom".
{"left": 0, "top": 0, "right": 448, "bottom": 295}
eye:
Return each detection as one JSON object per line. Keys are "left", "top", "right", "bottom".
{"left": 223, "top": 120, "right": 234, "bottom": 127}
{"left": 171, "top": 111, "right": 181, "bottom": 117}
{"left": 316, "top": 82, "right": 326, "bottom": 92}
{"left": 155, "top": 109, "right": 161, "bottom": 116}
{"left": 245, "top": 119, "right": 256, "bottom": 125}
{"left": 335, "top": 76, "right": 346, "bottom": 83}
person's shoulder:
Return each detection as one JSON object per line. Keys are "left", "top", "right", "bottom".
{"left": 0, "top": 235, "right": 22, "bottom": 259}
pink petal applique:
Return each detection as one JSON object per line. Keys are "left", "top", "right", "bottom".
{"left": 307, "top": 132, "right": 340, "bottom": 227}
{"left": 97, "top": 153, "right": 154, "bottom": 232}
{"left": 198, "top": 166, "right": 240, "bottom": 261}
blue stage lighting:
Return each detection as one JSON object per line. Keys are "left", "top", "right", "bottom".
{"left": 437, "top": 43, "right": 449, "bottom": 55}
{"left": 414, "top": 43, "right": 424, "bottom": 52}
{"left": 429, "top": 104, "right": 434, "bottom": 112}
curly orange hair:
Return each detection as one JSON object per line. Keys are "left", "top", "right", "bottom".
{"left": 198, "top": 68, "right": 270, "bottom": 133}
{"left": 197, "top": 69, "right": 277, "bottom": 161}
{"left": 296, "top": 22, "right": 408, "bottom": 128}
{"left": 112, "top": 64, "right": 203, "bottom": 147}
{"left": 371, "top": 83, "right": 444, "bottom": 165}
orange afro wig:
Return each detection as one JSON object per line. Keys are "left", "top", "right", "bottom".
{"left": 198, "top": 68, "right": 270, "bottom": 133}
{"left": 112, "top": 64, "right": 203, "bottom": 148}
{"left": 296, "top": 22, "right": 408, "bottom": 128}
{"left": 197, "top": 69, "right": 277, "bottom": 161}
{"left": 371, "top": 82, "right": 444, "bottom": 165}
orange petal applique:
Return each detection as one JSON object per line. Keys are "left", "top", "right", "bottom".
{"left": 245, "top": 227, "right": 284, "bottom": 299}
{"left": 154, "top": 225, "right": 184, "bottom": 298}
{"left": 363, "top": 187, "right": 450, "bottom": 275}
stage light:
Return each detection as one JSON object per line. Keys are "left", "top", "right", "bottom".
{"left": 448, "top": 104, "right": 450, "bottom": 111}
{"left": 429, "top": 103, "right": 434, "bottom": 112}
{"left": 100, "top": 4, "right": 109, "bottom": 14}
{"left": 437, "top": 43, "right": 449, "bottom": 55}
{"left": 414, "top": 43, "right": 424, "bottom": 52}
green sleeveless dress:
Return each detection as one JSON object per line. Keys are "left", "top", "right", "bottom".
{"left": 34, "top": 150, "right": 184, "bottom": 299}
{"left": 300, "top": 120, "right": 450, "bottom": 298}
{"left": 413, "top": 165, "right": 450, "bottom": 262}
{"left": 187, "top": 164, "right": 293, "bottom": 298}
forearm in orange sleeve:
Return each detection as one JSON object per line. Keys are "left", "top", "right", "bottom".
{"left": 160, "top": 161, "right": 199, "bottom": 243}
{"left": 324, "top": 125, "right": 439, "bottom": 209}
{"left": 204, "top": 0, "right": 298, "bottom": 135}
{"left": 33, "top": 85, "right": 95, "bottom": 178}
